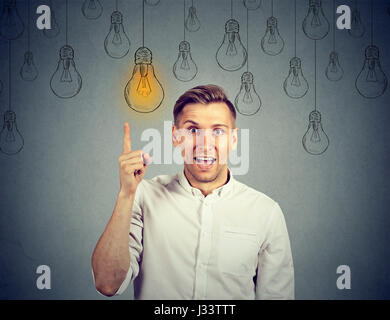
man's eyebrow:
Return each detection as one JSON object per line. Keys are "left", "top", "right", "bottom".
{"left": 182, "top": 120, "right": 229, "bottom": 128}
{"left": 182, "top": 120, "right": 199, "bottom": 126}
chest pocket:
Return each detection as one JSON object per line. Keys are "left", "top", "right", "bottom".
{"left": 218, "top": 226, "right": 259, "bottom": 277}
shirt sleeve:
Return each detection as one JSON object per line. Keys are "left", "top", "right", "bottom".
{"left": 114, "top": 186, "right": 144, "bottom": 296}
{"left": 255, "top": 202, "right": 294, "bottom": 300}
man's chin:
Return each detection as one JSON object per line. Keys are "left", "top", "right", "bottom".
{"left": 186, "top": 165, "right": 220, "bottom": 183}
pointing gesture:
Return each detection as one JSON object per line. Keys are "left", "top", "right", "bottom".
{"left": 118, "top": 122, "right": 150, "bottom": 196}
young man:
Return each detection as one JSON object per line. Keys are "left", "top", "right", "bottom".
{"left": 91, "top": 85, "right": 294, "bottom": 299}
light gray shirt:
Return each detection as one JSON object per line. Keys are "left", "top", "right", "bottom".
{"left": 113, "top": 169, "right": 294, "bottom": 299}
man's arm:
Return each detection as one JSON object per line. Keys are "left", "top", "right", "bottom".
{"left": 255, "top": 202, "right": 295, "bottom": 300}
{"left": 91, "top": 122, "right": 149, "bottom": 296}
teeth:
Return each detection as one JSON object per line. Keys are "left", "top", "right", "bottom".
{"left": 195, "top": 157, "right": 216, "bottom": 163}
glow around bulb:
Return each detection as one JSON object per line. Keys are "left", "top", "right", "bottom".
{"left": 82, "top": 0, "right": 103, "bottom": 20}
{"left": 216, "top": 19, "right": 247, "bottom": 71}
{"left": 244, "top": 0, "right": 262, "bottom": 10}
{"left": 356, "top": 45, "right": 388, "bottom": 99}
{"left": 43, "top": 9, "right": 60, "bottom": 38}
{"left": 0, "top": 110, "right": 24, "bottom": 155}
{"left": 235, "top": 71, "right": 262, "bottom": 116}
{"left": 173, "top": 41, "right": 198, "bottom": 82}
{"left": 0, "top": 0, "right": 24, "bottom": 40}
{"left": 302, "top": 110, "right": 329, "bottom": 155}
{"left": 348, "top": 7, "right": 365, "bottom": 38}
{"left": 261, "top": 16, "right": 284, "bottom": 56}
{"left": 50, "top": 45, "right": 82, "bottom": 99}
{"left": 283, "top": 57, "right": 309, "bottom": 99}
{"left": 185, "top": 6, "right": 201, "bottom": 32}
{"left": 124, "top": 47, "right": 164, "bottom": 113}
{"left": 325, "top": 51, "right": 343, "bottom": 81}
{"left": 104, "top": 11, "right": 131, "bottom": 59}
{"left": 302, "top": 0, "right": 329, "bottom": 40}
{"left": 20, "top": 51, "right": 38, "bottom": 81}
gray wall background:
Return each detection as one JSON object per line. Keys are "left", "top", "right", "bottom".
{"left": 0, "top": 0, "right": 389, "bottom": 299}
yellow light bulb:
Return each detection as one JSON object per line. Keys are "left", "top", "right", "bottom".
{"left": 124, "top": 47, "right": 164, "bottom": 113}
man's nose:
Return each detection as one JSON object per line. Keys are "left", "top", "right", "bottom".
{"left": 197, "top": 129, "right": 215, "bottom": 149}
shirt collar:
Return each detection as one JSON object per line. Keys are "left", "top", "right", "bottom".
{"left": 176, "top": 168, "right": 235, "bottom": 199}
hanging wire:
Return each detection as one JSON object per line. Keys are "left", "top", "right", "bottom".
{"left": 27, "top": 0, "right": 30, "bottom": 51}
{"left": 370, "top": 0, "right": 373, "bottom": 45}
{"left": 192, "top": 0, "right": 194, "bottom": 7}
{"left": 116, "top": 0, "right": 118, "bottom": 11}
{"left": 230, "top": 0, "right": 233, "bottom": 18}
{"left": 294, "top": 0, "right": 296, "bottom": 57}
{"left": 66, "top": 0, "right": 68, "bottom": 45}
{"left": 332, "top": 0, "right": 335, "bottom": 51}
{"left": 246, "top": 7, "right": 249, "bottom": 72}
{"left": 8, "top": 41, "right": 11, "bottom": 111}
{"left": 314, "top": 40, "right": 317, "bottom": 111}
{"left": 142, "top": 0, "right": 145, "bottom": 46}
{"left": 184, "top": 0, "right": 186, "bottom": 41}
{"left": 271, "top": 0, "right": 274, "bottom": 16}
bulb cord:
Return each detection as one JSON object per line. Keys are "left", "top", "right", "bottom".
{"left": 294, "top": 0, "right": 296, "bottom": 57}
{"left": 332, "top": 0, "right": 335, "bottom": 51}
{"left": 370, "top": 0, "right": 373, "bottom": 45}
{"left": 116, "top": 0, "right": 118, "bottom": 11}
{"left": 246, "top": 7, "right": 249, "bottom": 72}
{"left": 27, "top": 0, "right": 30, "bottom": 51}
{"left": 66, "top": 0, "right": 68, "bottom": 45}
{"left": 8, "top": 40, "right": 11, "bottom": 111}
{"left": 183, "top": 0, "right": 186, "bottom": 41}
{"left": 314, "top": 40, "right": 317, "bottom": 111}
{"left": 271, "top": 0, "right": 274, "bottom": 17}
{"left": 230, "top": 0, "right": 233, "bottom": 19}
{"left": 142, "top": 0, "right": 145, "bottom": 46}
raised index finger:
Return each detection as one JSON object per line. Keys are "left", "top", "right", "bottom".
{"left": 123, "top": 122, "right": 131, "bottom": 153}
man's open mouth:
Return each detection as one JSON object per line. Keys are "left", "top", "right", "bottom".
{"left": 194, "top": 156, "right": 216, "bottom": 164}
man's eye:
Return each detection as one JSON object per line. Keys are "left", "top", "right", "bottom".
{"left": 213, "top": 128, "right": 226, "bottom": 136}
{"left": 188, "top": 127, "right": 198, "bottom": 134}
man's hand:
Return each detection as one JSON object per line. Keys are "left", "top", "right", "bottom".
{"left": 118, "top": 122, "right": 150, "bottom": 196}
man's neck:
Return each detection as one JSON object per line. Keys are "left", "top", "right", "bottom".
{"left": 183, "top": 166, "right": 230, "bottom": 197}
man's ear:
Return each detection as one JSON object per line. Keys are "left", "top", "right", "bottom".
{"left": 230, "top": 128, "right": 238, "bottom": 151}
{"left": 172, "top": 125, "right": 180, "bottom": 147}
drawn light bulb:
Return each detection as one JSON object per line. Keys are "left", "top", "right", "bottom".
{"left": 235, "top": 71, "right": 262, "bottom": 116}
{"left": 216, "top": 19, "right": 247, "bottom": 71}
{"left": 104, "top": 11, "right": 131, "bottom": 59}
{"left": 348, "top": 7, "right": 365, "bottom": 38}
{"left": 261, "top": 16, "right": 284, "bottom": 56}
{"left": 50, "top": 45, "right": 82, "bottom": 99}
{"left": 0, "top": 110, "right": 24, "bottom": 155}
{"left": 302, "top": 110, "right": 329, "bottom": 155}
{"left": 325, "top": 51, "right": 343, "bottom": 82}
{"left": 82, "top": 0, "right": 103, "bottom": 20}
{"left": 356, "top": 45, "right": 388, "bottom": 99}
{"left": 173, "top": 40, "right": 198, "bottom": 82}
{"left": 283, "top": 57, "right": 309, "bottom": 99}
{"left": 43, "top": 9, "right": 60, "bottom": 38}
{"left": 185, "top": 6, "right": 201, "bottom": 32}
{"left": 302, "top": 0, "right": 329, "bottom": 40}
{"left": 124, "top": 47, "right": 164, "bottom": 113}
{"left": 145, "top": 0, "right": 160, "bottom": 6}
{"left": 20, "top": 51, "right": 38, "bottom": 81}
{"left": 0, "top": 0, "right": 24, "bottom": 40}
{"left": 244, "top": 0, "right": 262, "bottom": 10}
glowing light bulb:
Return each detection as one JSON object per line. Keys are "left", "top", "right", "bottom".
{"left": 283, "top": 57, "right": 309, "bottom": 99}
{"left": 124, "top": 47, "right": 164, "bottom": 113}
{"left": 325, "top": 51, "right": 343, "bottom": 82}
{"left": 0, "top": 0, "right": 24, "bottom": 40}
{"left": 104, "top": 11, "right": 130, "bottom": 59}
{"left": 0, "top": 110, "right": 24, "bottom": 155}
{"left": 82, "top": 0, "right": 103, "bottom": 20}
{"left": 261, "top": 16, "right": 284, "bottom": 56}
{"left": 50, "top": 45, "right": 82, "bottom": 99}
{"left": 244, "top": 0, "right": 262, "bottom": 10}
{"left": 235, "top": 71, "right": 262, "bottom": 116}
{"left": 185, "top": 6, "right": 201, "bottom": 32}
{"left": 355, "top": 45, "right": 388, "bottom": 99}
{"left": 173, "top": 41, "right": 198, "bottom": 82}
{"left": 216, "top": 19, "right": 247, "bottom": 71}
{"left": 302, "top": 110, "right": 329, "bottom": 155}
{"left": 302, "top": 0, "right": 329, "bottom": 40}
{"left": 20, "top": 51, "right": 38, "bottom": 81}
{"left": 43, "top": 9, "right": 60, "bottom": 38}
{"left": 145, "top": 0, "right": 160, "bottom": 6}
{"left": 348, "top": 6, "right": 365, "bottom": 38}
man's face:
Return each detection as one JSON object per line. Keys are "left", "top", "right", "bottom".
{"left": 172, "top": 102, "right": 238, "bottom": 183}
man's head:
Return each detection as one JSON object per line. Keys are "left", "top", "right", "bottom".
{"left": 172, "top": 84, "right": 238, "bottom": 184}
